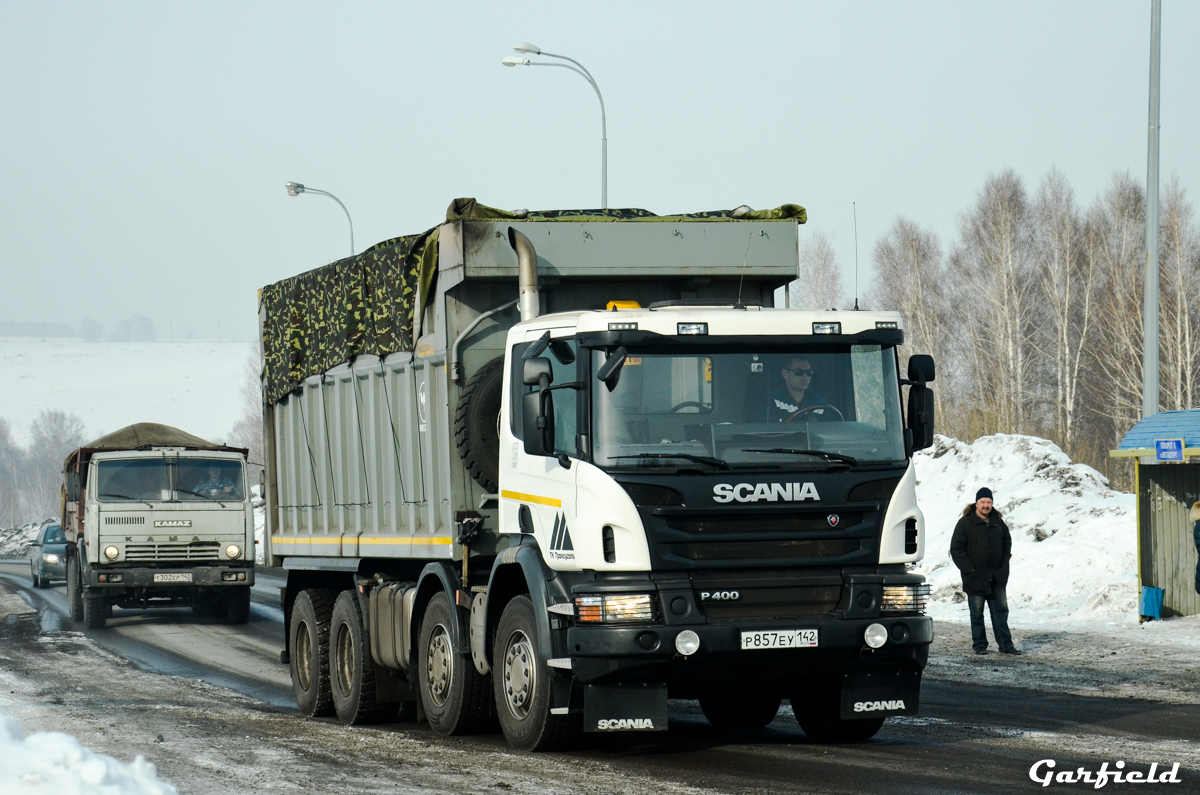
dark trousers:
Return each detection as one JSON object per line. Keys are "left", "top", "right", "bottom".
{"left": 968, "top": 583, "right": 1014, "bottom": 652}
{"left": 1194, "top": 523, "right": 1200, "bottom": 595}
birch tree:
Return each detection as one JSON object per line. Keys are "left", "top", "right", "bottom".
{"left": 1158, "top": 176, "right": 1200, "bottom": 412}
{"left": 791, "top": 230, "right": 845, "bottom": 310}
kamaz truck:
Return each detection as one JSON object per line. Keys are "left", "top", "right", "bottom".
{"left": 61, "top": 423, "right": 255, "bottom": 629}
{"left": 261, "top": 199, "right": 936, "bottom": 750}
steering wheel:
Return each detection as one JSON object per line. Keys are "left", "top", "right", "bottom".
{"left": 785, "top": 404, "right": 844, "bottom": 423}
{"left": 670, "top": 401, "right": 709, "bottom": 413}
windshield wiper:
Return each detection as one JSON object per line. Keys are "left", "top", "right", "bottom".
{"left": 609, "top": 453, "right": 730, "bottom": 470}
{"left": 177, "top": 488, "right": 227, "bottom": 507}
{"left": 98, "top": 492, "right": 154, "bottom": 508}
{"left": 742, "top": 449, "right": 858, "bottom": 465}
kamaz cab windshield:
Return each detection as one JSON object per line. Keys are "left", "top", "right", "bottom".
{"left": 96, "top": 458, "right": 245, "bottom": 502}
{"left": 592, "top": 345, "right": 906, "bottom": 470}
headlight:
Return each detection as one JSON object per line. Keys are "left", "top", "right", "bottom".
{"left": 864, "top": 623, "right": 888, "bottom": 649}
{"left": 881, "top": 584, "right": 931, "bottom": 615}
{"left": 225, "top": 544, "right": 241, "bottom": 559}
{"left": 42, "top": 553, "right": 60, "bottom": 564}
{"left": 575, "top": 593, "right": 657, "bottom": 623}
{"left": 104, "top": 546, "right": 119, "bottom": 560}
{"left": 675, "top": 630, "right": 700, "bottom": 656}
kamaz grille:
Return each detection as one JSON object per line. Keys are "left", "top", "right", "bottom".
{"left": 691, "top": 570, "right": 843, "bottom": 620}
{"left": 104, "top": 516, "right": 145, "bottom": 525}
{"left": 124, "top": 542, "right": 220, "bottom": 562}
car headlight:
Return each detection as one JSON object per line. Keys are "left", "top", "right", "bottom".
{"left": 42, "top": 553, "right": 60, "bottom": 564}
{"left": 104, "top": 546, "right": 119, "bottom": 560}
{"left": 864, "top": 623, "right": 888, "bottom": 649}
{"left": 225, "top": 544, "right": 241, "bottom": 559}
{"left": 881, "top": 584, "right": 931, "bottom": 615}
{"left": 574, "top": 593, "right": 657, "bottom": 623}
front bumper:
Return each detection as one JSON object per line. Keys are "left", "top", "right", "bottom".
{"left": 567, "top": 615, "right": 932, "bottom": 684}
{"left": 86, "top": 565, "right": 254, "bottom": 590}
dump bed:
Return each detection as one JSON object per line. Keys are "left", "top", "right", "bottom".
{"left": 260, "top": 199, "right": 805, "bottom": 567}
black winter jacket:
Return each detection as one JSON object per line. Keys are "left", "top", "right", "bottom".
{"left": 949, "top": 505, "right": 1012, "bottom": 596}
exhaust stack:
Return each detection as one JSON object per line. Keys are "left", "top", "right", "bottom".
{"left": 508, "top": 227, "right": 539, "bottom": 321}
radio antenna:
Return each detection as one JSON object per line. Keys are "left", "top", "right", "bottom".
{"left": 852, "top": 202, "right": 860, "bottom": 311}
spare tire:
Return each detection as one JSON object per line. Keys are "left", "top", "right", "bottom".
{"left": 455, "top": 356, "right": 505, "bottom": 493}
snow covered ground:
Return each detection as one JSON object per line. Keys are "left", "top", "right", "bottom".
{"left": 913, "top": 433, "right": 1141, "bottom": 629}
{"left": 0, "top": 337, "right": 253, "bottom": 447}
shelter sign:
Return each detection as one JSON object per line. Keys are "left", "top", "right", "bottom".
{"left": 1154, "top": 439, "right": 1185, "bottom": 462}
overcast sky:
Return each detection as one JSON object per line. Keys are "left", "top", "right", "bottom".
{"left": 2, "top": 1, "right": 1197, "bottom": 341}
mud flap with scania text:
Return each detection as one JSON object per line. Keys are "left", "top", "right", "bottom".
{"left": 840, "top": 670, "right": 921, "bottom": 719}
{"left": 583, "top": 683, "right": 668, "bottom": 732}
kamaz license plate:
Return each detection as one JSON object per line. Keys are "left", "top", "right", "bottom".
{"left": 153, "top": 572, "right": 193, "bottom": 583}
{"left": 740, "top": 629, "right": 818, "bottom": 650}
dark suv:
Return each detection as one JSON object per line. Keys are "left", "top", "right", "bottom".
{"left": 29, "top": 523, "right": 67, "bottom": 588}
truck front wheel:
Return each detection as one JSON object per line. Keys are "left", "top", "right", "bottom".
{"left": 493, "top": 595, "right": 580, "bottom": 751}
{"left": 290, "top": 588, "right": 336, "bottom": 717}
{"left": 417, "top": 591, "right": 493, "bottom": 735}
{"left": 67, "top": 556, "right": 84, "bottom": 622}
{"left": 227, "top": 586, "right": 252, "bottom": 624}
{"left": 83, "top": 593, "right": 107, "bottom": 629}
{"left": 329, "top": 590, "right": 394, "bottom": 725}
{"left": 791, "top": 678, "right": 885, "bottom": 743}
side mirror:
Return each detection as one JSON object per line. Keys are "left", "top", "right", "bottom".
{"left": 596, "top": 346, "right": 628, "bottom": 392}
{"left": 907, "top": 385, "right": 935, "bottom": 451}
{"left": 523, "top": 357, "right": 552, "bottom": 387}
{"left": 521, "top": 389, "right": 555, "bottom": 456}
{"left": 908, "top": 354, "right": 936, "bottom": 384}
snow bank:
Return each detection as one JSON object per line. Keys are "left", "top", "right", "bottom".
{"left": 0, "top": 709, "right": 177, "bottom": 795}
{"left": 914, "top": 434, "right": 1138, "bottom": 628}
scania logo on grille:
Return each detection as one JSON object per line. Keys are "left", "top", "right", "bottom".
{"left": 712, "top": 482, "right": 820, "bottom": 503}
{"left": 827, "top": 515, "right": 840, "bottom": 527}
{"left": 153, "top": 520, "right": 192, "bottom": 528}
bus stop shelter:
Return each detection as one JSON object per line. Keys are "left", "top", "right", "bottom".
{"left": 1111, "top": 409, "right": 1200, "bottom": 618}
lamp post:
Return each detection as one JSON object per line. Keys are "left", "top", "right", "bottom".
{"left": 285, "top": 182, "right": 355, "bottom": 256}
{"left": 502, "top": 42, "right": 608, "bottom": 209}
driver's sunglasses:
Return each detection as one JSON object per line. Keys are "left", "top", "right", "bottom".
{"left": 786, "top": 367, "right": 813, "bottom": 377}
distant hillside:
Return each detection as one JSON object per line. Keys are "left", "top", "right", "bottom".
{"left": 0, "top": 320, "right": 76, "bottom": 338}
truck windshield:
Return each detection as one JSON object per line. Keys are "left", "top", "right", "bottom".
{"left": 591, "top": 345, "right": 906, "bottom": 470}
{"left": 96, "top": 458, "right": 245, "bottom": 502}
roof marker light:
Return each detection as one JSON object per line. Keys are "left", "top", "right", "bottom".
{"left": 677, "top": 322, "right": 708, "bottom": 335}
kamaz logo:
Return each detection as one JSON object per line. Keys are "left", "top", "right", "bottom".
{"left": 596, "top": 718, "right": 655, "bottom": 730}
{"left": 548, "top": 514, "right": 574, "bottom": 561}
{"left": 699, "top": 591, "right": 740, "bottom": 601}
{"left": 853, "top": 700, "right": 906, "bottom": 712}
{"left": 712, "top": 482, "right": 820, "bottom": 503}
{"left": 153, "top": 520, "right": 192, "bottom": 528}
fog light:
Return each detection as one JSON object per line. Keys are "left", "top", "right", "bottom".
{"left": 238, "top": 572, "right": 246, "bottom": 581}
{"left": 225, "top": 544, "right": 241, "bottom": 559}
{"left": 110, "top": 574, "right": 122, "bottom": 583}
{"left": 104, "top": 546, "right": 119, "bottom": 560}
{"left": 675, "top": 630, "right": 700, "bottom": 656}
{"left": 864, "top": 623, "right": 888, "bottom": 648}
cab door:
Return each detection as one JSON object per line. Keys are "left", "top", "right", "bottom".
{"left": 501, "top": 330, "right": 581, "bottom": 571}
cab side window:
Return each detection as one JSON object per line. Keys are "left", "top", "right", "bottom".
{"left": 508, "top": 337, "right": 579, "bottom": 456}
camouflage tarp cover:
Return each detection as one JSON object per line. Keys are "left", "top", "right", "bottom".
{"left": 260, "top": 199, "right": 806, "bottom": 405}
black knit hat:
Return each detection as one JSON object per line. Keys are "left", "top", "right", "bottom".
{"left": 975, "top": 487, "right": 994, "bottom": 502}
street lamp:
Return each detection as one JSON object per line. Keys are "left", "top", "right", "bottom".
{"left": 284, "top": 182, "right": 355, "bottom": 256}
{"left": 502, "top": 42, "right": 608, "bottom": 209}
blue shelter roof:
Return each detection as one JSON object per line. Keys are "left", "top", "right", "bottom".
{"left": 1116, "top": 409, "right": 1200, "bottom": 450}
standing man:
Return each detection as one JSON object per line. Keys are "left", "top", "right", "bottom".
{"left": 950, "top": 487, "right": 1021, "bottom": 655}
{"left": 1191, "top": 501, "right": 1200, "bottom": 595}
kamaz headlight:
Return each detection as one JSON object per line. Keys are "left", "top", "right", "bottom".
{"left": 881, "top": 584, "right": 931, "bottom": 615}
{"left": 104, "top": 546, "right": 119, "bottom": 560}
{"left": 42, "top": 553, "right": 60, "bottom": 564}
{"left": 225, "top": 544, "right": 241, "bottom": 560}
{"left": 575, "top": 593, "right": 657, "bottom": 623}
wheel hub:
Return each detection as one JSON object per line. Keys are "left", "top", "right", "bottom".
{"left": 335, "top": 623, "right": 353, "bottom": 693}
{"left": 296, "top": 620, "right": 313, "bottom": 690}
{"left": 426, "top": 624, "right": 453, "bottom": 706}
{"left": 502, "top": 630, "right": 535, "bottom": 719}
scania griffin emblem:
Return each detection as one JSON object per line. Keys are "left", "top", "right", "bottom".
{"left": 827, "top": 514, "right": 840, "bottom": 527}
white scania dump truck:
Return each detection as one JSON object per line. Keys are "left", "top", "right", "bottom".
{"left": 61, "top": 423, "right": 256, "bottom": 629}
{"left": 260, "top": 199, "right": 936, "bottom": 750}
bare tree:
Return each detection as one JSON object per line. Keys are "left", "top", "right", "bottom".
{"left": 227, "top": 344, "right": 265, "bottom": 486}
{"left": 23, "top": 409, "right": 87, "bottom": 521}
{"left": 0, "top": 418, "right": 25, "bottom": 528}
{"left": 791, "top": 231, "right": 845, "bottom": 310}
{"left": 1031, "top": 167, "right": 1095, "bottom": 452}
{"left": 1158, "top": 176, "right": 1200, "bottom": 412}
{"left": 946, "top": 169, "right": 1038, "bottom": 436}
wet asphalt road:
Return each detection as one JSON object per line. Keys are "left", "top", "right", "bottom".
{"left": 2, "top": 559, "right": 1199, "bottom": 794}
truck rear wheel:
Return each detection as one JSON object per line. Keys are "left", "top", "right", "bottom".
{"left": 493, "top": 595, "right": 580, "bottom": 751}
{"left": 791, "top": 678, "right": 885, "bottom": 743}
{"left": 291, "top": 588, "right": 336, "bottom": 717}
{"left": 454, "top": 356, "right": 504, "bottom": 493}
{"left": 83, "top": 594, "right": 107, "bottom": 629}
{"left": 67, "top": 556, "right": 84, "bottom": 622}
{"left": 330, "top": 590, "right": 395, "bottom": 725}
{"left": 227, "top": 586, "right": 252, "bottom": 624}
{"left": 698, "top": 687, "right": 781, "bottom": 730}
{"left": 417, "top": 591, "right": 493, "bottom": 735}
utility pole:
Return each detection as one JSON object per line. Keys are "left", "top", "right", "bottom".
{"left": 1142, "top": 0, "right": 1162, "bottom": 419}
